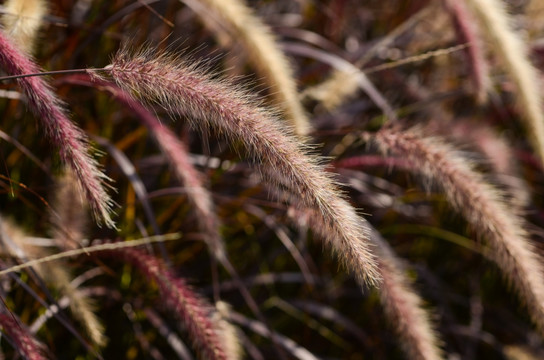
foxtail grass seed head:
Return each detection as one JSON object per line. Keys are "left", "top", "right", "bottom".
{"left": 0, "top": 313, "right": 48, "bottom": 360}
{"left": 105, "top": 47, "right": 381, "bottom": 287}
{"left": 101, "top": 248, "right": 234, "bottom": 360}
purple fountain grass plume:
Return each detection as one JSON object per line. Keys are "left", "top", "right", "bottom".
{"left": 0, "top": 313, "right": 47, "bottom": 360}
{"left": 287, "top": 208, "right": 443, "bottom": 360}
{"left": 181, "top": 0, "right": 310, "bottom": 136}
{"left": 100, "top": 247, "right": 238, "bottom": 360}
{"left": 463, "top": 0, "right": 544, "bottom": 165}
{"left": 374, "top": 126, "right": 544, "bottom": 334}
{"left": 0, "top": 30, "right": 114, "bottom": 227}
{"left": 442, "top": 0, "right": 490, "bottom": 103}
{"left": 103, "top": 48, "right": 381, "bottom": 287}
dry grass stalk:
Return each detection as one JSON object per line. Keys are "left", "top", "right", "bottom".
{"left": 0, "top": 31, "right": 114, "bottom": 227}
{"left": 0, "top": 313, "right": 47, "bottom": 360}
{"left": 464, "top": 0, "right": 544, "bottom": 164}
{"left": 374, "top": 126, "right": 544, "bottom": 334}
{"left": 182, "top": 0, "right": 310, "bottom": 136}
{"left": 101, "top": 247, "right": 237, "bottom": 360}
{"left": 303, "top": 5, "right": 432, "bottom": 111}
{"left": 1, "top": 0, "right": 46, "bottom": 54}
{"left": 105, "top": 48, "right": 381, "bottom": 287}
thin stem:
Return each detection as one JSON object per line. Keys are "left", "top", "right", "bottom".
{"left": 0, "top": 67, "right": 107, "bottom": 82}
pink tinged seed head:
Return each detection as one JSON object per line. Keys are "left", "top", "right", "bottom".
{"left": 106, "top": 48, "right": 381, "bottom": 287}
{"left": 0, "top": 30, "right": 115, "bottom": 227}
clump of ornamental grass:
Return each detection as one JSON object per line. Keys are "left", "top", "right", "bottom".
{"left": 0, "top": 30, "right": 114, "bottom": 227}
{"left": 373, "top": 126, "right": 544, "bottom": 334}
{"left": 181, "top": 0, "right": 310, "bottom": 136}
{"left": 464, "top": 0, "right": 544, "bottom": 165}
{"left": 102, "top": 47, "right": 382, "bottom": 287}
{"left": 1, "top": 0, "right": 46, "bottom": 54}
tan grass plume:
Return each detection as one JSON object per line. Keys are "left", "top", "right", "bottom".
{"left": 182, "top": 0, "right": 310, "bottom": 136}
{"left": 464, "top": 0, "right": 544, "bottom": 164}
{"left": 1, "top": 0, "right": 46, "bottom": 54}
{"left": 104, "top": 47, "right": 381, "bottom": 287}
